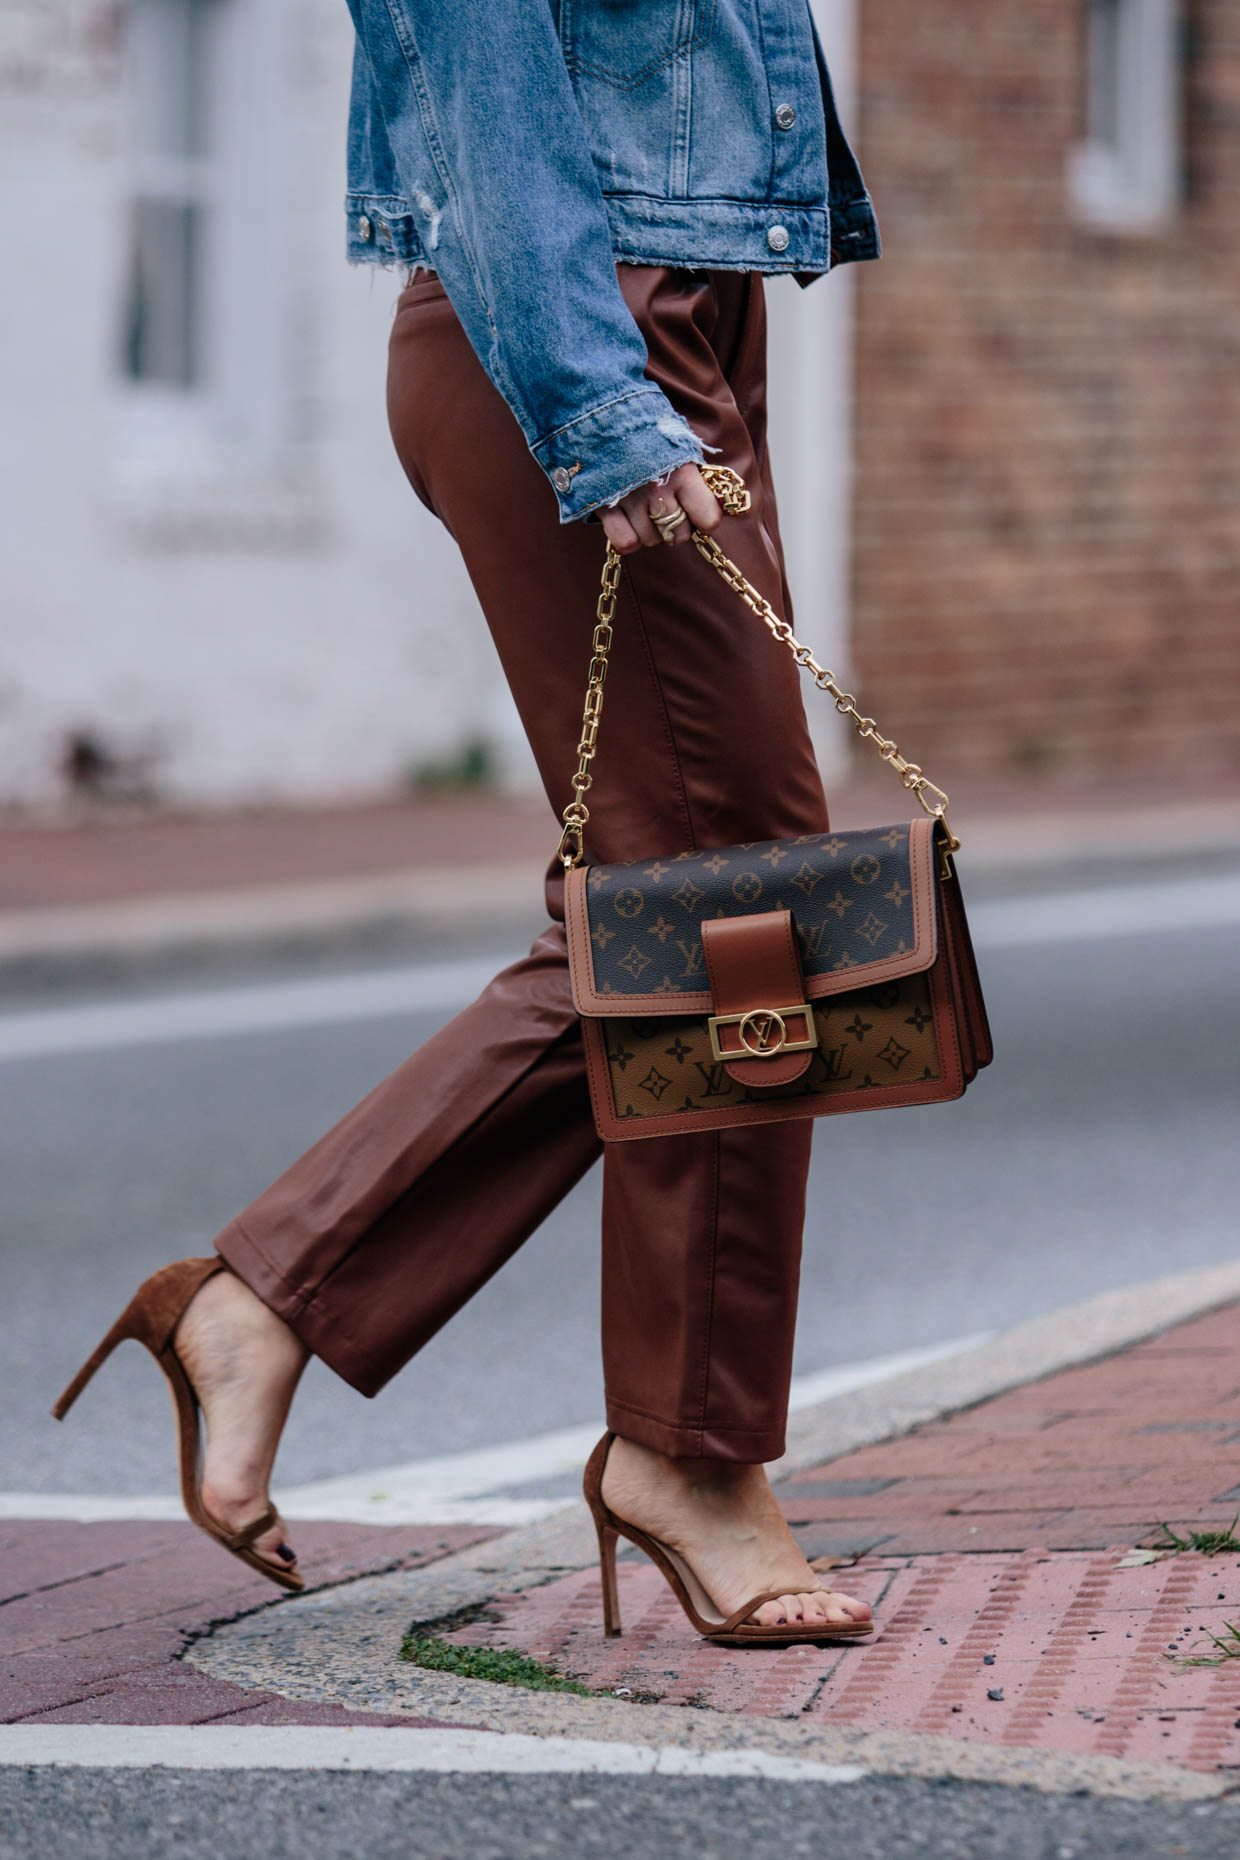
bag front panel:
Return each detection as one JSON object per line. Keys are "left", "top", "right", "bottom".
{"left": 597, "top": 969, "right": 944, "bottom": 1129}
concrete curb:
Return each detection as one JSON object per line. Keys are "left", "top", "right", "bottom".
{"left": 0, "top": 865, "right": 547, "bottom": 996}
{"left": 188, "top": 1257, "right": 1240, "bottom": 1800}
{"left": 777, "top": 1256, "right": 1240, "bottom": 1475}
{"left": 188, "top": 1601, "right": 1230, "bottom": 1802}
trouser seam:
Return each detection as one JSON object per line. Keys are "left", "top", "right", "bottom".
{"left": 695, "top": 1132, "right": 721, "bottom": 1451}
{"left": 619, "top": 561, "right": 698, "bottom": 852}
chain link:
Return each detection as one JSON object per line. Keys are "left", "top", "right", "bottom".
{"left": 556, "top": 543, "right": 622, "bottom": 870}
{"left": 558, "top": 465, "right": 956, "bottom": 868}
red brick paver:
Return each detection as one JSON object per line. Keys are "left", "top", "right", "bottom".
{"left": 447, "top": 1303, "right": 1240, "bottom": 1772}
{"left": 0, "top": 796, "right": 554, "bottom": 913}
{"left": 0, "top": 1518, "right": 497, "bottom": 1727}
{"left": 774, "top": 1305, "right": 1240, "bottom": 1561}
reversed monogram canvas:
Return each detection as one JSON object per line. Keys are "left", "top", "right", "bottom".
{"left": 600, "top": 970, "right": 941, "bottom": 1124}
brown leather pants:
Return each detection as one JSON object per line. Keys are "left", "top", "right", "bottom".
{"left": 214, "top": 266, "right": 829, "bottom": 1461}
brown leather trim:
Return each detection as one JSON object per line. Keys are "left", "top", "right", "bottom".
{"left": 567, "top": 816, "right": 940, "bottom": 1018}
{"left": 565, "top": 863, "right": 597, "bottom": 1013}
{"left": 940, "top": 873, "right": 994, "bottom": 1075}
{"left": 701, "top": 909, "right": 813, "bottom": 1088}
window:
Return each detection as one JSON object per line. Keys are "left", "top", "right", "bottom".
{"left": 113, "top": 0, "right": 303, "bottom": 539}
{"left": 121, "top": 0, "right": 217, "bottom": 391}
{"left": 1067, "top": 0, "right": 1181, "bottom": 231}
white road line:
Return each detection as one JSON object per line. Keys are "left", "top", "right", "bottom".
{"left": 0, "top": 871, "right": 1237, "bottom": 1064}
{"left": 0, "top": 1723, "right": 866, "bottom": 1780}
{"left": 783, "top": 1332, "right": 990, "bottom": 1412}
{"left": 966, "top": 871, "right": 1240, "bottom": 950}
{"left": 0, "top": 1334, "right": 986, "bottom": 1525}
{"left": 0, "top": 1492, "right": 573, "bottom": 1528}
{"left": 0, "top": 956, "right": 506, "bottom": 1062}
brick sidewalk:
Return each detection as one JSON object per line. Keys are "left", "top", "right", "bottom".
{"left": 0, "top": 796, "right": 555, "bottom": 915}
{"left": 441, "top": 1303, "right": 1240, "bottom": 1773}
{"left": 1, "top": 1520, "right": 496, "bottom": 1728}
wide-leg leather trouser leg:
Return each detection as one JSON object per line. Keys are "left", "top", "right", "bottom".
{"left": 214, "top": 266, "right": 829, "bottom": 1462}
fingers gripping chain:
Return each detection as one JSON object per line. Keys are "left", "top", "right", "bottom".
{"left": 557, "top": 467, "right": 955, "bottom": 869}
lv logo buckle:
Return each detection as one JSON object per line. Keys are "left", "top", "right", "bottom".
{"left": 708, "top": 1004, "right": 819, "bottom": 1063}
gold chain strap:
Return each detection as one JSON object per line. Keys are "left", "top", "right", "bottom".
{"left": 557, "top": 465, "right": 956, "bottom": 869}
{"left": 555, "top": 542, "right": 622, "bottom": 870}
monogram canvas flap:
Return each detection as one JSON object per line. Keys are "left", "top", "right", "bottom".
{"left": 566, "top": 817, "right": 941, "bottom": 1018}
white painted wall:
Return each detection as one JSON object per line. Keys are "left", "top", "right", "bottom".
{"left": 764, "top": 0, "right": 858, "bottom": 790}
{"left": 0, "top": 0, "right": 499, "bottom": 810}
{"left": 0, "top": 0, "right": 854, "bottom": 812}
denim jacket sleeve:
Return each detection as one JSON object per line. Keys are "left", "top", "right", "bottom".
{"left": 345, "top": 0, "right": 705, "bottom": 523}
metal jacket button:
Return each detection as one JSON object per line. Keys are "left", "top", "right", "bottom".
{"left": 551, "top": 467, "right": 573, "bottom": 494}
{"left": 358, "top": 214, "right": 372, "bottom": 241}
{"left": 774, "top": 103, "right": 797, "bottom": 130}
{"left": 766, "top": 224, "right": 791, "bottom": 252}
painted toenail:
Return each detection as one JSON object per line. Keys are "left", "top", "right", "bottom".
{"left": 276, "top": 1542, "right": 296, "bottom": 1564}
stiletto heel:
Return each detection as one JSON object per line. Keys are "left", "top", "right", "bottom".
{"left": 52, "top": 1258, "right": 303, "bottom": 1594}
{"left": 583, "top": 1433, "right": 873, "bottom": 1649}
{"left": 52, "top": 1315, "right": 138, "bottom": 1420}
{"left": 596, "top": 1520, "right": 622, "bottom": 1638}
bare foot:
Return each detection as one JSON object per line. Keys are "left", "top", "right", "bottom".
{"left": 602, "top": 1436, "right": 873, "bottom": 1632}
{"left": 173, "top": 1270, "right": 308, "bottom": 1574}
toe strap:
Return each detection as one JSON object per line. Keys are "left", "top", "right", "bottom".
{"left": 719, "top": 1588, "right": 866, "bottom": 1634}
{"left": 719, "top": 1590, "right": 797, "bottom": 1634}
{"left": 223, "top": 1503, "right": 280, "bottom": 1551}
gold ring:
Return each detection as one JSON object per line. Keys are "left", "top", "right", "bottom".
{"left": 647, "top": 498, "right": 667, "bottom": 520}
{"left": 653, "top": 507, "right": 687, "bottom": 535}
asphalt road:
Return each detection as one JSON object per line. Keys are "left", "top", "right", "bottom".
{"left": 1, "top": 905, "right": 1237, "bottom": 1497}
{"left": 1, "top": 1768, "right": 1237, "bottom": 1860}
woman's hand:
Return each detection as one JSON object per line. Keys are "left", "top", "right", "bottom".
{"left": 599, "top": 462, "right": 722, "bottom": 554}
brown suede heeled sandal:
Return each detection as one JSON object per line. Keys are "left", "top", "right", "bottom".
{"left": 52, "top": 1257, "right": 304, "bottom": 1594}
{"left": 583, "top": 1433, "right": 873, "bottom": 1648}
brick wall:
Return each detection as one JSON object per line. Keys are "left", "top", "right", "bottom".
{"left": 850, "top": 0, "right": 1240, "bottom": 784}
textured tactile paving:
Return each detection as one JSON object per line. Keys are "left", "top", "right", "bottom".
{"left": 444, "top": 1548, "right": 1240, "bottom": 1770}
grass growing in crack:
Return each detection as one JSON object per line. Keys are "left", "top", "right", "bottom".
{"left": 1174, "top": 1622, "right": 1240, "bottom": 1668}
{"left": 1155, "top": 1516, "right": 1240, "bottom": 1556}
{"left": 400, "top": 1633, "right": 591, "bottom": 1695}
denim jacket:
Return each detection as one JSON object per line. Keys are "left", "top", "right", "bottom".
{"left": 344, "top": 2, "right": 879, "bottom": 521}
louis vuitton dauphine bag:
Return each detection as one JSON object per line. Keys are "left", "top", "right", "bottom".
{"left": 558, "top": 466, "right": 993, "bottom": 1143}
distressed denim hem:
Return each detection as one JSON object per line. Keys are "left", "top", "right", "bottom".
{"left": 533, "top": 386, "right": 707, "bottom": 523}
{"left": 594, "top": 444, "right": 721, "bottom": 514}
